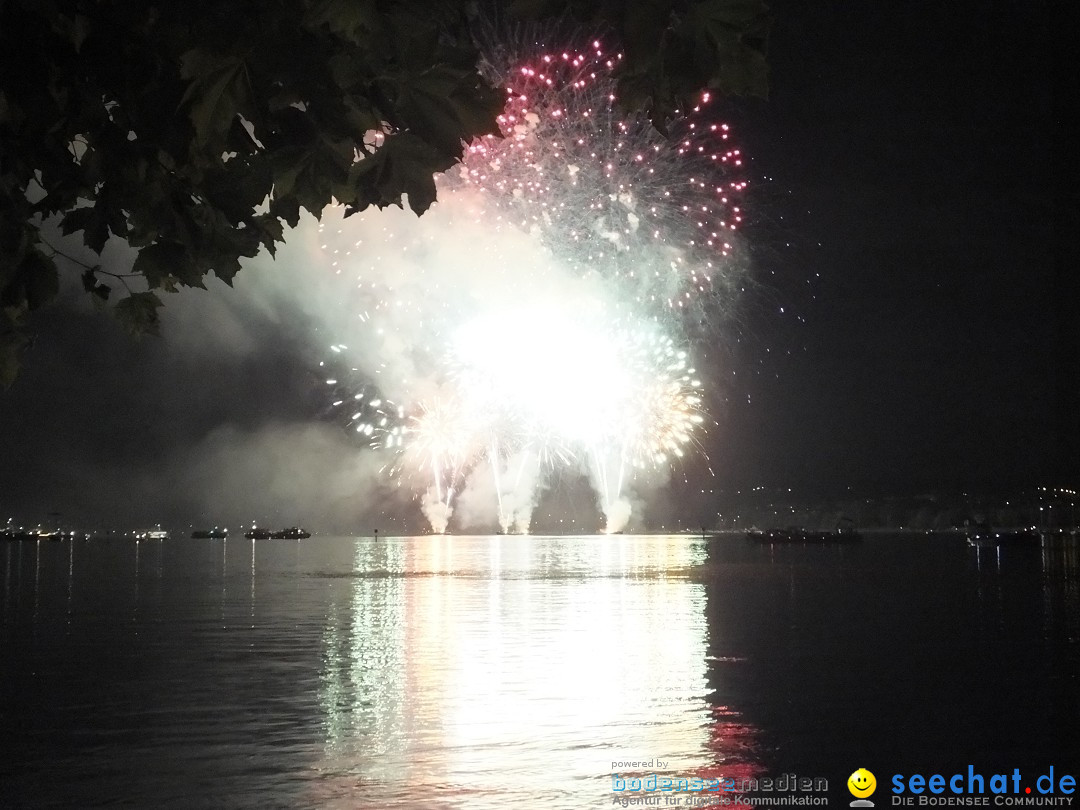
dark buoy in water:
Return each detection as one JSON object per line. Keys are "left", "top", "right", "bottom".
{"left": 374, "top": 529, "right": 379, "bottom": 540}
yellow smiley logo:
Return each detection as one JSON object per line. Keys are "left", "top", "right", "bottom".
{"left": 848, "top": 768, "right": 877, "bottom": 798}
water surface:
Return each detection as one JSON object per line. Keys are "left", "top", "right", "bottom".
{"left": 2, "top": 533, "right": 1077, "bottom": 808}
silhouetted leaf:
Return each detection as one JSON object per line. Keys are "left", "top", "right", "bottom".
{"left": 1, "top": 249, "right": 58, "bottom": 314}
{"left": 114, "top": 292, "right": 163, "bottom": 337}
{"left": 250, "top": 214, "right": 284, "bottom": 256}
{"left": 271, "top": 141, "right": 348, "bottom": 218}
{"left": 61, "top": 205, "right": 110, "bottom": 254}
{"left": 304, "top": 0, "right": 381, "bottom": 44}
{"left": 179, "top": 51, "right": 255, "bottom": 148}
{"left": 81, "top": 268, "right": 111, "bottom": 301}
{"left": 349, "top": 133, "right": 455, "bottom": 216}
{"left": 132, "top": 242, "right": 201, "bottom": 290}
{"left": 396, "top": 67, "right": 503, "bottom": 157}
{"left": 685, "top": 0, "right": 770, "bottom": 97}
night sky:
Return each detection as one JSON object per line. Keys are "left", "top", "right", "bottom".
{"left": 719, "top": 0, "right": 1073, "bottom": 498}
{"left": 1, "top": 0, "right": 1074, "bottom": 530}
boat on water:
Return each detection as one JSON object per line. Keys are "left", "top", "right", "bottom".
{"left": 244, "top": 527, "right": 273, "bottom": 540}
{"left": 965, "top": 524, "right": 1041, "bottom": 547}
{"left": 135, "top": 525, "right": 168, "bottom": 540}
{"left": 835, "top": 517, "right": 861, "bottom": 541}
{"left": 191, "top": 528, "right": 229, "bottom": 539}
{"left": 746, "top": 528, "right": 793, "bottom": 542}
{"left": 2, "top": 529, "right": 73, "bottom": 541}
{"left": 271, "top": 527, "right": 311, "bottom": 539}
{"left": 3, "top": 530, "right": 52, "bottom": 541}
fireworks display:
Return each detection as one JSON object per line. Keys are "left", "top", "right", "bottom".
{"left": 319, "top": 37, "right": 747, "bottom": 533}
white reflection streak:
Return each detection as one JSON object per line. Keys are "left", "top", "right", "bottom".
{"left": 444, "top": 537, "right": 711, "bottom": 793}
{"left": 3, "top": 542, "right": 11, "bottom": 626}
{"left": 66, "top": 539, "right": 74, "bottom": 629}
{"left": 314, "top": 536, "right": 711, "bottom": 808}
{"left": 33, "top": 538, "right": 41, "bottom": 622}
{"left": 221, "top": 536, "right": 227, "bottom": 627}
{"left": 3, "top": 543, "right": 11, "bottom": 621}
{"left": 250, "top": 539, "right": 255, "bottom": 629}
{"left": 133, "top": 537, "right": 139, "bottom": 624}
{"left": 319, "top": 540, "right": 408, "bottom": 770}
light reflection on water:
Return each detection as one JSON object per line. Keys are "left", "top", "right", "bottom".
{"left": 313, "top": 536, "right": 754, "bottom": 808}
{"left": 1, "top": 534, "right": 761, "bottom": 809}
{"left": 3, "top": 533, "right": 1078, "bottom": 808}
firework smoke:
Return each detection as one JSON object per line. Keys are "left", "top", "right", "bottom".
{"left": 318, "top": 38, "right": 747, "bottom": 533}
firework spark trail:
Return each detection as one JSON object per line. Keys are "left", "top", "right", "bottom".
{"left": 318, "top": 37, "right": 747, "bottom": 533}
{"left": 464, "top": 39, "right": 747, "bottom": 323}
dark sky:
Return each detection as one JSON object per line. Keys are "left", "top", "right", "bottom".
{"left": 718, "top": 0, "right": 1073, "bottom": 498}
{"left": 1, "top": 0, "right": 1074, "bottom": 530}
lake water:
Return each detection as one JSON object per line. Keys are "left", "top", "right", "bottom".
{"left": 2, "top": 533, "right": 1078, "bottom": 808}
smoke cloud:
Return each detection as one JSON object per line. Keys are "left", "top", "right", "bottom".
{"left": 6, "top": 38, "right": 748, "bottom": 535}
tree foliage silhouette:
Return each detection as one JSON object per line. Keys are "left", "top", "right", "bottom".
{"left": 0, "top": 0, "right": 768, "bottom": 384}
